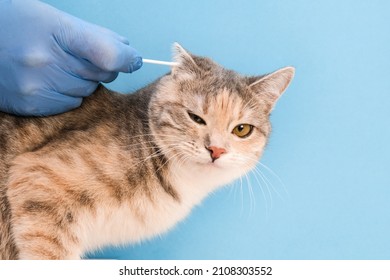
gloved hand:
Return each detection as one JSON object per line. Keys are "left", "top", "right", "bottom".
{"left": 0, "top": 0, "right": 143, "bottom": 116}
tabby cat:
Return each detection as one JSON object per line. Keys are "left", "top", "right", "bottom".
{"left": 0, "top": 43, "right": 294, "bottom": 259}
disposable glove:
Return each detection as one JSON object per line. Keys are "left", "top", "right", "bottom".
{"left": 0, "top": 0, "right": 143, "bottom": 116}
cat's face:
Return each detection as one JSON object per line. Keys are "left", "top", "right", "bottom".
{"left": 149, "top": 43, "right": 294, "bottom": 186}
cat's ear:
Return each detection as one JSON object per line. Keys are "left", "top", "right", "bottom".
{"left": 171, "top": 42, "right": 201, "bottom": 80}
{"left": 248, "top": 66, "right": 295, "bottom": 112}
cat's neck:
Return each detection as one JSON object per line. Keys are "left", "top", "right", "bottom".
{"left": 166, "top": 160, "right": 240, "bottom": 208}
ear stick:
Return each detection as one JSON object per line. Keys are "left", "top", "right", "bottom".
{"left": 142, "top": 58, "right": 179, "bottom": 67}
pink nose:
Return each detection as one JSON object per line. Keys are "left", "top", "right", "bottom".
{"left": 206, "top": 146, "right": 227, "bottom": 162}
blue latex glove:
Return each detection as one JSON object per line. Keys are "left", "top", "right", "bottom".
{"left": 0, "top": 0, "right": 143, "bottom": 116}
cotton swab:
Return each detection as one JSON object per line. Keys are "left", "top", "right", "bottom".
{"left": 142, "top": 58, "right": 179, "bottom": 67}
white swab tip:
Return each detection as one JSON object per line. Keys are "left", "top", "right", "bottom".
{"left": 142, "top": 58, "right": 179, "bottom": 66}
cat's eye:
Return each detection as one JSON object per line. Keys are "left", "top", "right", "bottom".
{"left": 188, "top": 112, "right": 206, "bottom": 125}
{"left": 232, "top": 124, "right": 254, "bottom": 138}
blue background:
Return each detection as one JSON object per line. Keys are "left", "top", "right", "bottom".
{"left": 44, "top": 0, "right": 390, "bottom": 259}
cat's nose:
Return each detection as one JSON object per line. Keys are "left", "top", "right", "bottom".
{"left": 206, "top": 146, "right": 227, "bottom": 162}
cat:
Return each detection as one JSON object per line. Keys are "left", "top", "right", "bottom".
{"left": 0, "top": 43, "right": 294, "bottom": 259}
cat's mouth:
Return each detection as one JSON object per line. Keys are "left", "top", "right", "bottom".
{"left": 195, "top": 159, "right": 226, "bottom": 169}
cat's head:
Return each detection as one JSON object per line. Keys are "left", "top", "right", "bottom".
{"left": 149, "top": 43, "right": 294, "bottom": 187}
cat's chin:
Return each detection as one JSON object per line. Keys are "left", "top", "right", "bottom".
{"left": 194, "top": 159, "right": 227, "bottom": 169}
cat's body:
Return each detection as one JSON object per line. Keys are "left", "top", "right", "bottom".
{"left": 0, "top": 44, "right": 294, "bottom": 259}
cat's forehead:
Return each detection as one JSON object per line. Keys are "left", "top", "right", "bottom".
{"left": 184, "top": 72, "right": 258, "bottom": 108}
{"left": 180, "top": 69, "right": 251, "bottom": 103}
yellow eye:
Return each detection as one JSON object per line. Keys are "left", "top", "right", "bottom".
{"left": 232, "top": 124, "right": 254, "bottom": 138}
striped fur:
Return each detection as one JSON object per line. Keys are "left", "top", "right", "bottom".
{"left": 0, "top": 44, "right": 294, "bottom": 259}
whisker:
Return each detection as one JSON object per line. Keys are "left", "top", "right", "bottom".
{"left": 119, "top": 141, "right": 176, "bottom": 150}
{"left": 129, "top": 145, "right": 178, "bottom": 169}
{"left": 244, "top": 171, "right": 255, "bottom": 217}
{"left": 248, "top": 165, "right": 270, "bottom": 217}
{"left": 239, "top": 173, "right": 244, "bottom": 217}
{"left": 252, "top": 165, "right": 273, "bottom": 213}
{"left": 230, "top": 155, "right": 286, "bottom": 217}
{"left": 154, "top": 151, "right": 187, "bottom": 174}
{"left": 258, "top": 162, "right": 289, "bottom": 198}
{"left": 237, "top": 155, "right": 287, "bottom": 201}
